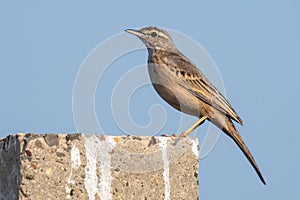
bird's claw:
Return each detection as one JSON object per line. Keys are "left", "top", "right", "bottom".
{"left": 161, "top": 133, "right": 177, "bottom": 137}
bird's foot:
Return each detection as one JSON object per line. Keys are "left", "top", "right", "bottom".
{"left": 161, "top": 133, "right": 177, "bottom": 137}
{"left": 180, "top": 131, "right": 191, "bottom": 137}
{"left": 179, "top": 132, "right": 189, "bottom": 137}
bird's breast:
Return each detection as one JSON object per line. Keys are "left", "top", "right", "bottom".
{"left": 147, "top": 55, "right": 206, "bottom": 117}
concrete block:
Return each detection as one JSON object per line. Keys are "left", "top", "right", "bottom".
{"left": 0, "top": 134, "right": 199, "bottom": 199}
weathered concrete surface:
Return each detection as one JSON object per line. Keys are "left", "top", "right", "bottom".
{"left": 0, "top": 134, "right": 199, "bottom": 200}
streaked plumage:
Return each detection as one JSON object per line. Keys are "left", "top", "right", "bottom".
{"left": 125, "top": 26, "right": 266, "bottom": 185}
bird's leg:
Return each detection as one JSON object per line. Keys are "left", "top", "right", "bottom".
{"left": 181, "top": 116, "right": 208, "bottom": 137}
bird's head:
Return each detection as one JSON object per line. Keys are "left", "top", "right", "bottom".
{"left": 125, "top": 26, "right": 176, "bottom": 51}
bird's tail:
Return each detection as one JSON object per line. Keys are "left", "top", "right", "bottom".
{"left": 211, "top": 115, "right": 266, "bottom": 185}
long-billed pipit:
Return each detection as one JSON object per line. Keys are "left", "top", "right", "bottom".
{"left": 125, "top": 26, "right": 266, "bottom": 185}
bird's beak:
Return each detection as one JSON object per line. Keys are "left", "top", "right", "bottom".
{"left": 125, "top": 29, "right": 144, "bottom": 38}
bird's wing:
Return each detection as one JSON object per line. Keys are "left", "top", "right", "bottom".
{"left": 164, "top": 51, "right": 243, "bottom": 125}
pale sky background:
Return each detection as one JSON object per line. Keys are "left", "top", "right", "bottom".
{"left": 1, "top": 1, "right": 299, "bottom": 199}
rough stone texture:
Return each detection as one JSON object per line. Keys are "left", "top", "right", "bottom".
{"left": 0, "top": 134, "right": 199, "bottom": 200}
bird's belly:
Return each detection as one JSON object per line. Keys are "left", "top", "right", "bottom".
{"left": 148, "top": 65, "right": 204, "bottom": 117}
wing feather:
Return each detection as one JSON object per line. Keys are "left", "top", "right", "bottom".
{"left": 161, "top": 50, "right": 243, "bottom": 125}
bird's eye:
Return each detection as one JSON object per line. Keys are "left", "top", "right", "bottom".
{"left": 151, "top": 32, "right": 157, "bottom": 37}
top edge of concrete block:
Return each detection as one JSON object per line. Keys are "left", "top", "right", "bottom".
{"left": 0, "top": 133, "right": 199, "bottom": 158}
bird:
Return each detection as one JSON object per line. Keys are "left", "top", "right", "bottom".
{"left": 125, "top": 26, "right": 266, "bottom": 185}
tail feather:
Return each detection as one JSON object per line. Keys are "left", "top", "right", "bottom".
{"left": 211, "top": 116, "right": 266, "bottom": 185}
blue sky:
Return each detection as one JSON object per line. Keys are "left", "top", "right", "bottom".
{"left": 1, "top": 1, "right": 299, "bottom": 199}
